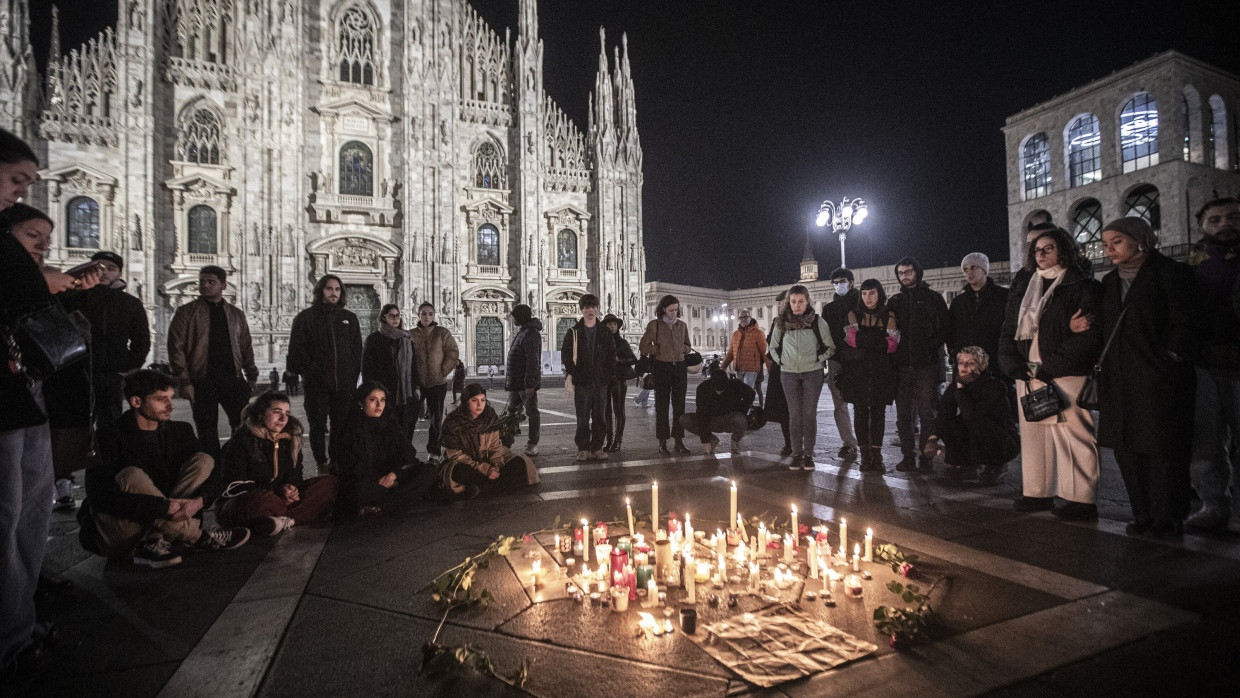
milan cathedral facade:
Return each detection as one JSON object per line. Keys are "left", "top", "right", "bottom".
{"left": 0, "top": 0, "right": 646, "bottom": 370}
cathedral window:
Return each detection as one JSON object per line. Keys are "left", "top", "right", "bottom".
{"left": 178, "top": 107, "right": 222, "bottom": 165}
{"left": 339, "top": 141, "right": 374, "bottom": 196}
{"left": 188, "top": 205, "right": 217, "bottom": 254}
{"left": 1072, "top": 199, "right": 1104, "bottom": 260}
{"left": 1123, "top": 185, "right": 1160, "bottom": 237}
{"left": 473, "top": 142, "right": 505, "bottom": 189}
{"left": 1066, "top": 114, "right": 1101, "bottom": 187}
{"left": 477, "top": 225, "right": 500, "bottom": 266}
{"left": 1021, "top": 133, "right": 1050, "bottom": 200}
{"left": 557, "top": 229, "right": 578, "bottom": 269}
{"left": 66, "top": 196, "right": 100, "bottom": 249}
{"left": 1209, "top": 95, "right": 1230, "bottom": 170}
{"left": 1120, "top": 93, "right": 1159, "bottom": 173}
{"left": 338, "top": 6, "right": 377, "bottom": 85}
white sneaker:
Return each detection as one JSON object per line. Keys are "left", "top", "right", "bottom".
{"left": 257, "top": 516, "right": 296, "bottom": 536}
{"left": 524, "top": 443, "right": 540, "bottom": 456}
{"left": 575, "top": 450, "right": 590, "bottom": 463}
{"left": 53, "top": 478, "right": 76, "bottom": 511}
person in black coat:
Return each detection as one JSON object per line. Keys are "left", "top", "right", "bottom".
{"left": 561, "top": 294, "right": 617, "bottom": 462}
{"left": 889, "top": 256, "right": 951, "bottom": 472}
{"left": 504, "top": 305, "right": 542, "bottom": 455}
{"left": 330, "top": 382, "right": 435, "bottom": 517}
{"left": 680, "top": 366, "right": 756, "bottom": 454}
{"left": 362, "top": 304, "right": 419, "bottom": 441}
{"left": 764, "top": 291, "right": 792, "bottom": 456}
{"left": 948, "top": 253, "right": 1010, "bottom": 378}
{"left": 839, "top": 279, "right": 899, "bottom": 472}
{"left": 602, "top": 313, "right": 637, "bottom": 452}
{"left": 822, "top": 268, "right": 860, "bottom": 460}
{"left": 999, "top": 226, "right": 1103, "bottom": 519}
{"left": 1092, "top": 218, "right": 1197, "bottom": 537}
{"left": 926, "top": 346, "right": 1018, "bottom": 486}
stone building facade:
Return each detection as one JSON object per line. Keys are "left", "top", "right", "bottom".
{"left": 1003, "top": 51, "right": 1240, "bottom": 269}
{"left": 0, "top": 0, "right": 645, "bottom": 372}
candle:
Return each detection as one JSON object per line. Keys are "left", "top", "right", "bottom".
{"left": 654, "top": 539, "right": 671, "bottom": 582}
{"left": 695, "top": 561, "right": 711, "bottom": 583}
{"left": 626, "top": 497, "right": 635, "bottom": 535}
{"left": 790, "top": 505, "right": 798, "bottom": 540}
{"left": 783, "top": 534, "right": 793, "bottom": 563}
{"left": 734, "top": 540, "right": 748, "bottom": 563}
{"left": 716, "top": 529, "right": 726, "bottom": 558}
{"left": 684, "top": 513, "right": 693, "bottom": 544}
{"left": 748, "top": 563, "right": 760, "bottom": 592}
{"left": 737, "top": 513, "right": 749, "bottom": 542}
{"left": 636, "top": 563, "right": 654, "bottom": 590}
{"left": 717, "top": 553, "right": 726, "bottom": 583}
{"left": 685, "top": 554, "right": 697, "bottom": 604}
{"left": 853, "top": 543, "right": 860, "bottom": 572}
{"left": 726, "top": 528, "right": 741, "bottom": 546}
{"left": 531, "top": 560, "right": 542, "bottom": 589}
{"left": 647, "top": 578, "right": 658, "bottom": 605}
{"left": 757, "top": 522, "right": 767, "bottom": 553}
{"left": 611, "top": 585, "right": 629, "bottom": 612}
{"left": 651, "top": 482, "right": 659, "bottom": 531}
{"left": 839, "top": 519, "right": 847, "bottom": 559}
{"left": 581, "top": 520, "right": 590, "bottom": 563}
{"left": 844, "top": 574, "right": 863, "bottom": 598}
{"left": 730, "top": 481, "right": 738, "bottom": 525}
{"left": 864, "top": 528, "right": 873, "bottom": 562}
{"left": 807, "top": 538, "right": 818, "bottom": 579}
{"left": 626, "top": 565, "right": 638, "bottom": 600}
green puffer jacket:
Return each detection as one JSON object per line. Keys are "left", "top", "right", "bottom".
{"left": 769, "top": 313, "right": 835, "bottom": 374}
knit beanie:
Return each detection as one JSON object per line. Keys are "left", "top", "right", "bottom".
{"left": 1102, "top": 217, "right": 1157, "bottom": 251}
{"left": 961, "top": 252, "right": 989, "bottom": 275}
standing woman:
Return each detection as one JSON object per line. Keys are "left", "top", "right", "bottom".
{"left": 639, "top": 295, "right": 694, "bottom": 455}
{"left": 363, "top": 304, "right": 418, "bottom": 441}
{"left": 411, "top": 303, "right": 460, "bottom": 459}
{"left": 999, "top": 226, "right": 1102, "bottom": 519}
{"left": 769, "top": 285, "right": 835, "bottom": 471}
{"left": 839, "top": 279, "right": 899, "bottom": 472}
{"left": 1095, "top": 218, "right": 1197, "bottom": 537}
{"left": 439, "top": 384, "right": 540, "bottom": 496}
{"left": 603, "top": 314, "right": 636, "bottom": 452}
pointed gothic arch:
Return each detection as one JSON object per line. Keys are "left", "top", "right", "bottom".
{"left": 176, "top": 98, "right": 225, "bottom": 165}
{"left": 471, "top": 139, "right": 506, "bottom": 189}
{"left": 331, "top": 1, "right": 384, "bottom": 87}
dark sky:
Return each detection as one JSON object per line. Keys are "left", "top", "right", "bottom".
{"left": 28, "top": 1, "right": 1240, "bottom": 289}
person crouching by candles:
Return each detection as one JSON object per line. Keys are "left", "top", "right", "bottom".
{"left": 217, "top": 392, "right": 338, "bottom": 535}
{"left": 438, "top": 384, "right": 540, "bottom": 498}
{"left": 923, "top": 347, "right": 1019, "bottom": 486}
{"left": 331, "top": 381, "right": 436, "bottom": 517}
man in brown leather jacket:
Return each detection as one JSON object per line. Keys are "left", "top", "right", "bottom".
{"left": 166, "top": 266, "right": 258, "bottom": 459}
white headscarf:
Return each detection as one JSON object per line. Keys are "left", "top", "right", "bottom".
{"left": 1014, "top": 266, "right": 1066, "bottom": 341}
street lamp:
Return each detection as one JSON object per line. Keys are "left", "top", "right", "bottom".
{"left": 816, "top": 197, "right": 869, "bottom": 268}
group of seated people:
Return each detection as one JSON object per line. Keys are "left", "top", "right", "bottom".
{"left": 78, "top": 370, "right": 538, "bottom": 569}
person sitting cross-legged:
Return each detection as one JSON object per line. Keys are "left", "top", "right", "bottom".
{"left": 438, "top": 384, "right": 540, "bottom": 497}
{"left": 924, "top": 347, "right": 1019, "bottom": 486}
{"left": 216, "top": 392, "right": 338, "bottom": 535}
{"left": 79, "top": 370, "right": 251, "bottom": 569}
{"left": 679, "top": 364, "right": 756, "bottom": 455}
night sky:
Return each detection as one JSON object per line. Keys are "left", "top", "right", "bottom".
{"left": 28, "top": 0, "right": 1240, "bottom": 289}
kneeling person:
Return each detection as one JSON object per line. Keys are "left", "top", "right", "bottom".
{"left": 680, "top": 367, "right": 756, "bottom": 455}
{"left": 80, "top": 370, "right": 250, "bottom": 568}
{"left": 217, "top": 392, "right": 338, "bottom": 535}
{"left": 925, "top": 347, "right": 1018, "bottom": 486}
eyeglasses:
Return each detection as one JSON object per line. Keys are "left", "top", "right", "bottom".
{"left": 385, "top": 312, "right": 401, "bottom": 318}
{"left": 1034, "top": 244, "right": 1057, "bottom": 256}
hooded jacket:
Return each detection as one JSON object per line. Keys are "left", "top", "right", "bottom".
{"left": 562, "top": 318, "right": 618, "bottom": 388}
{"left": 889, "top": 264, "right": 950, "bottom": 368}
{"left": 221, "top": 420, "right": 307, "bottom": 494}
{"left": 695, "top": 376, "right": 756, "bottom": 418}
{"left": 411, "top": 321, "right": 460, "bottom": 388}
{"left": 769, "top": 310, "right": 835, "bottom": 374}
{"left": 505, "top": 317, "right": 543, "bottom": 390}
{"left": 288, "top": 303, "right": 362, "bottom": 393}
{"left": 167, "top": 297, "right": 259, "bottom": 384}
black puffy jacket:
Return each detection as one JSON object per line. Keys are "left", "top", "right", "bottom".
{"left": 287, "top": 303, "right": 362, "bottom": 392}
{"left": 889, "top": 281, "right": 950, "bottom": 368}
{"left": 505, "top": 318, "right": 543, "bottom": 391}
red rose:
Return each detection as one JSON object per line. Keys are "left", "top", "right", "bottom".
{"left": 900, "top": 562, "right": 916, "bottom": 578}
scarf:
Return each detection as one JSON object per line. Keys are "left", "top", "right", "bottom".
{"left": 778, "top": 306, "right": 819, "bottom": 332}
{"left": 378, "top": 322, "right": 415, "bottom": 402}
{"left": 1117, "top": 252, "right": 1147, "bottom": 301}
{"left": 662, "top": 314, "right": 678, "bottom": 328}
{"left": 247, "top": 424, "right": 299, "bottom": 481}
{"left": 1015, "top": 266, "right": 1066, "bottom": 341}
{"left": 441, "top": 403, "right": 500, "bottom": 463}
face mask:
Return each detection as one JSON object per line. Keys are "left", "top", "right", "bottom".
{"left": 833, "top": 282, "right": 850, "bottom": 297}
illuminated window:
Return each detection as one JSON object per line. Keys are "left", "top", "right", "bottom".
{"left": 1022, "top": 133, "right": 1051, "bottom": 199}
{"left": 556, "top": 229, "right": 577, "bottom": 269}
{"left": 1120, "top": 93, "right": 1159, "bottom": 173}
{"left": 1182, "top": 93, "right": 1191, "bottom": 161}
{"left": 1072, "top": 199, "right": 1104, "bottom": 259}
{"left": 1123, "top": 185, "right": 1160, "bottom": 237}
{"left": 1209, "top": 95, "right": 1230, "bottom": 170}
{"left": 339, "top": 141, "right": 373, "bottom": 196}
{"left": 187, "top": 205, "right": 217, "bottom": 254}
{"left": 477, "top": 224, "right": 500, "bottom": 266}
{"left": 66, "top": 196, "right": 100, "bottom": 249}
{"left": 1066, "top": 115, "right": 1101, "bottom": 187}
{"left": 338, "top": 6, "right": 376, "bottom": 85}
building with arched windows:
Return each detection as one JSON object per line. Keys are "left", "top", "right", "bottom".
{"left": 0, "top": 0, "right": 645, "bottom": 371}
{"left": 1004, "top": 51, "right": 1240, "bottom": 270}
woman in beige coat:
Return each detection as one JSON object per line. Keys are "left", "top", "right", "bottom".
{"left": 411, "top": 302, "right": 460, "bottom": 458}
{"left": 639, "top": 294, "right": 694, "bottom": 454}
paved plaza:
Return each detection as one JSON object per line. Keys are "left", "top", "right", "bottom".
{"left": 18, "top": 376, "right": 1240, "bottom": 697}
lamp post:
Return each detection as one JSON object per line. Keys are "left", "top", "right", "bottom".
{"left": 816, "top": 197, "right": 868, "bottom": 268}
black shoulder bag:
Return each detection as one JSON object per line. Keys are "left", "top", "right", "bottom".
{"left": 1076, "top": 305, "right": 1127, "bottom": 411}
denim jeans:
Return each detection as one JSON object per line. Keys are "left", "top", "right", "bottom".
{"left": 0, "top": 383, "right": 52, "bottom": 662}
{"left": 780, "top": 369, "right": 825, "bottom": 458}
{"left": 1191, "top": 367, "right": 1240, "bottom": 511}
{"left": 736, "top": 371, "right": 758, "bottom": 389}
{"left": 896, "top": 363, "right": 941, "bottom": 459}
{"left": 508, "top": 389, "right": 541, "bottom": 445}
{"left": 573, "top": 383, "right": 608, "bottom": 450}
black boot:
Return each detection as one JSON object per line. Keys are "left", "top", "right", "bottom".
{"left": 673, "top": 438, "right": 691, "bottom": 454}
{"left": 658, "top": 440, "right": 671, "bottom": 455}
{"left": 608, "top": 436, "right": 623, "bottom": 452}
{"left": 859, "top": 446, "right": 873, "bottom": 471}
{"left": 870, "top": 447, "right": 885, "bottom": 472}
{"left": 603, "top": 436, "right": 613, "bottom": 452}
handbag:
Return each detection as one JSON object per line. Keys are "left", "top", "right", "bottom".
{"left": 8, "top": 302, "right": 90, "bottom": 380}
{"left": 1021, "top": 378, "right": 1064, "bottom": 422}
{"left": 1076, "top": 305, "right": 1128, "bottom": 411}
{"left": 564, "top": 329, "right": 576, "bottom": 394}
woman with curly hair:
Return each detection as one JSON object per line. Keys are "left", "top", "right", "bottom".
{"left": 217, "top": 392, "right": 337, "bottom": 535}
{"left": 439, "top": 384, "right": 540, "bottom": 497}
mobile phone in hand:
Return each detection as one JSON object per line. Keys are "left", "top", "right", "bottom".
{"left": 64, "top": 260, "right": 103, "bottom": 278}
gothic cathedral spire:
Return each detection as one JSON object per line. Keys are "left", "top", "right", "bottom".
{"left": 0, "top": 0, "right": 36, "bottom": 134}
